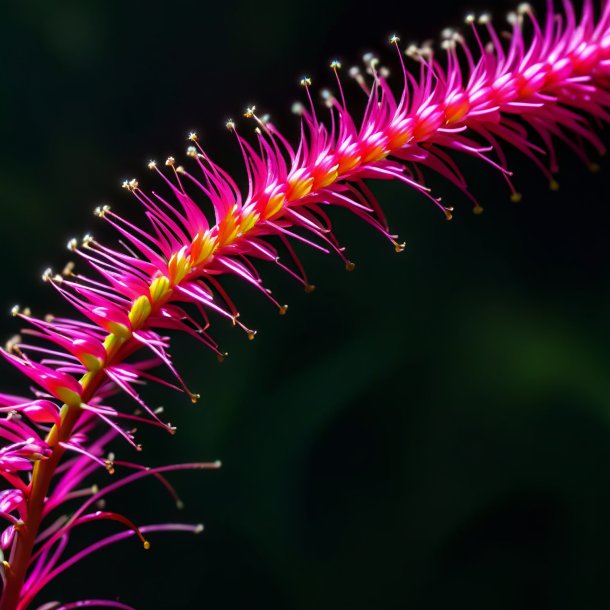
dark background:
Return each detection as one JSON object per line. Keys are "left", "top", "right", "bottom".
{"left": 1, "top": 0, "right": 609, "bottom": 608}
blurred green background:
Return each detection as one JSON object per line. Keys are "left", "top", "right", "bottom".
{"left": 1, "top": 0, "right": 609, "bottom": 608}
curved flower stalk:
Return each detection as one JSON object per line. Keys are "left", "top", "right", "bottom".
{"left": 1, "top": 0, "right": 610, "bottom": 607}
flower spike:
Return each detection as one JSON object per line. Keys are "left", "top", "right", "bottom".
{"left": 2, "top": 1, "right": 610, "bottom": 608}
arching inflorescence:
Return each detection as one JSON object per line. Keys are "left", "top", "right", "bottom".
{"left": 1, "top": 1, "right": 610, "bottom": 608}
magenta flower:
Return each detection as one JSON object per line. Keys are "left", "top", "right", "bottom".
{"left": 1, "top": 1, "right": 610, "bottom": 607}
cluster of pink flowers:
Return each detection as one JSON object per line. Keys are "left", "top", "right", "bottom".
{"left": 1, "top": 1, "right": 609, "bottom": 607}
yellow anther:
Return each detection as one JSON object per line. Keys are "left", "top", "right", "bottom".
{"left": 42, "top": 268, "right": 53, "bottom": 282}
{"left": 345, "top": 261, "right": 356, "bottom": 272}
{"left": 190, "top": 393, "right": 201, "bottom": 404}
{"left": 244, "top": 106, "right": 256, "bottom": 118}
{"left": 10, "top": 305, "right": 20, "bottom": 317}
{"left": 389, "top": 34, "right": 400, "bottom": 44}
{"left": 394, "top": 241, "right": 406, "bottom": 253}
{"left": 188, "top": 131, "right": 198, "bottom": 142}
{"left": 247, "top": 329, "right": 257, "bottom": 341}
{"left": 517, "top": 2, "right": 532, "bottom": 15}
{"left": 5, "top": 335, "right": 21, "bottom": 353}
{"left": 67, "top": 238, "right": 78, "bottom": 251}
{"left": 304, "top": 284, "right": 316, "bottom": 294}
{"left": 330, "top": 59, "right": 342, "bottom": 69}
{"left": 465, "top": 13, "right": 476, "bottom": 24}
{"left": 143, "top": 540, "right": 151, "bottom": 550}
{"left": 148, "top": 160, "right": 157, "bottom": 170}
{"left": 511, "top": 192, "right": 523, "bottom": 203}
{"left": 165, "top": 156, "right": 175, "bottom": 167}
{"left": 226, "top": 119, "right": 235, "bottom": 131}
{"left": 279, "top": 304, "right": 288, "bottom": 316}
{"left": 62, "top": 261, "right": 75, "bottom": 276}
{"left": 300, "top": 76, "right": 312, "bottom": 87}
{"left": 187, "top": 146, "right": 198, "bottom": 158}
{"left": 129, "top": 179, "right": 139, "bottom": 190}
{"left": 217, "top": 352, "right": 228, "bottom": 364}
{"left": 473, "top": 205, "right": 484, "bottom": 215}
{"left": 94, "top": 205, "right": 111, "bottom": 218}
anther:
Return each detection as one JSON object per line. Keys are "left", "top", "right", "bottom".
{"left": 67, "top": 238, "right": 78, "bottom": 251}
{"left": 129, "top": 179, "right": 139, "bottom": 190}
{"left": 330, "top": 59, "right": 342, "bottom": 69}
{"left": 517, "top": 2, "right": 532, "bottom": 15}
{"left": 165, "top": 156, "right": 175, "bottom": 167}
{"left": 291, "top": 102, "right": 305, "bottom": 116}
{"left": 511, "top": 192, "right": 523, "bottom": 203}
{"left": 188, "top": 131, "right": 198, "bottom": 142}
{"left": 478, "top": 13, "right": 491, "bottom": 24}
{"left": 473, "top": 205, "right": 484, "bottom": 215}
{"left": 389, "top": 34, "right": 400, "bottom": 44}
{"left": 226, "top": 119, "right": 235, "bottom": 131}
{"left": 94, "top": 204, "right": 111, "bottom": 218}
{"left": 247, "top": 329, "right": 257, "bottom": 341}
{"left": 279, "top": 304, "right": 288, "bottom": 316}
{"left": 394, "top": 241, "right": 406, "bottom": 253}
{"left": 304, "top": 284, "right": 316, "bottom": 294}
{"left": 465, "top": 13, "right": 475, "bottom": 24}
{"left": 187, "top": 146, "right": 198, "bottom": 158}
{"left": 5, "top": 335, "right": 21, "bottom": 353}
{"left": 244, "top": 106, "right": 256, "bottom": 118}
{"left": 190, "top": 393, "right": 201, "bottom": 404}
{"left": 147, "top": 160, "right": 157, "bottom": 170}
{"left": 143, "top": 540, "right": 151, "bottom": 550}
{"left": 82, "top": 234, "right": 94, "bottom": 247}
{"left": 10, "top": 305, "right": 20, "bottom": 317}
{"left": 194, "top": 524, "right": 204, "bottom": 534}
{"left": 42, "top": 268, "right": 53, "bottom": 282}
{"left": 217, "top": 352, "right": 228, "bottom": 364}
{"left": 62, "top": 261, "right": 75, "bottom": 277}
{"left": 300, "top": 76, "right": 312, "bottom": 87}
{"left": 105, "top": 459, "right": 115, "bottom": 475}
{"left": 345, "top": 261, "right": 356, "bottom": 272}
{"left": 549, "top": 179, "right": 560, "bottom": 192}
